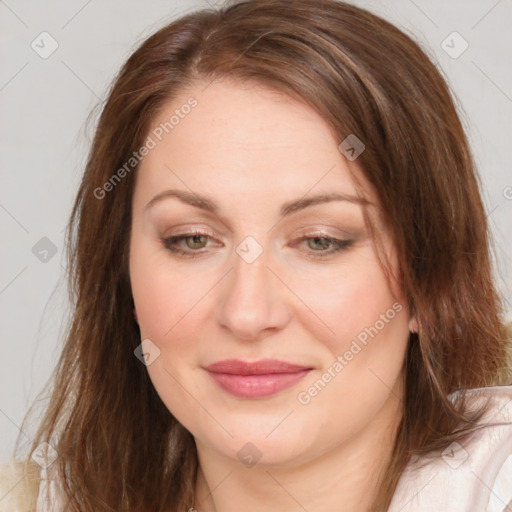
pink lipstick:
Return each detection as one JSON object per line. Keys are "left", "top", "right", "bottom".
{"left": 203, "top": 359, "right": 312, "bottom": 399}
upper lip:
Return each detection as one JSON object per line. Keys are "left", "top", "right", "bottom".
{"left": 203, "top": 359, "right": 313, "bottom": 375}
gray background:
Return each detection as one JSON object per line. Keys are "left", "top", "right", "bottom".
{"left": 1, "top": 0, "right": 511, "bottom": 462}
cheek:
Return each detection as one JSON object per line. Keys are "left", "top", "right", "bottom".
{"left": 129, "top": 246, "right": 207, "bottom": 420}
{"left": 284, "top": 250, "right": 406, "bottom": 358}
{"left": 291, "top": 254, "right": 409, "bottom": 420}
{"left": 130, "top": 241, "right": 208, "bottom": 341}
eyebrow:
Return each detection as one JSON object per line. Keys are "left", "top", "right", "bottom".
{"left": 144, "top": 188, "right": 369, "bottom": 217}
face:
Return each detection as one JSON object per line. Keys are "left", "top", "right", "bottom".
{"left": 129, "top": 78, "right": 412, "bottom": 467}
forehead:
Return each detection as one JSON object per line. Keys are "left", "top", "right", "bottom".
{"left": 134, "top": 78, "right": 376, "bottom": 212}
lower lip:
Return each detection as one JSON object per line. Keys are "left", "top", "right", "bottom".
{"left": 206, "top": 370, "right": 311, "bottom": 399}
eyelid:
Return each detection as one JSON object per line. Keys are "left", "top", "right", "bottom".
{"left": 162, "top": 225, "right": 218, "bottom": 239}
{"left": 293, "top": 226, "right": 354, "bottom": 240}
{"left": 161, "top": 226, "right": 356, "bottom": 244}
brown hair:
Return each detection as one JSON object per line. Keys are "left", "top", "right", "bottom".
{"left": 16, "top": 0, "right": 511, "bottom": 510}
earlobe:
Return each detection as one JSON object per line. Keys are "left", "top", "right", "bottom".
{"left": 408, "top": 317, "right": 418, "bottom": 333}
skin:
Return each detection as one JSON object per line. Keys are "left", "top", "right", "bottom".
{"left": 129, "top": 77, "right": 415, "bottom": 512}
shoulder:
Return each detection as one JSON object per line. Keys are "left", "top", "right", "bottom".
{"left": 0, "top": 459, "right": 41, "bottom": 512}
{"left": 389, "top": 385, "right": 512, "bottom": 512}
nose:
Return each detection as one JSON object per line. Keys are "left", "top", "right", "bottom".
{"left": 215, "top": 244, "right": 291, "bottom": 341}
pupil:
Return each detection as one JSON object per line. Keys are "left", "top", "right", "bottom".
{"left": 311, "top": 237, "right": 327, "bottom": 250}
{"left": 189, "top": 235, "right": 205, "bottom": 248}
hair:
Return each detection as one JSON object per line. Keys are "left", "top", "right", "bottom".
{"left": 15, "top": 0, "right": 512, "bottom": 511}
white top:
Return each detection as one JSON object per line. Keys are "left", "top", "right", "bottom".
{"left": 388, "top": 385, "right": 512, "bottom": 512}
{"left": 36, "top": 385, "right": 512, "bottom": 512}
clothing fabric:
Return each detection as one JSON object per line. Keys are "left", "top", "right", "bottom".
{"left": 388, "top": 385, "right": 512, "bottom": 512}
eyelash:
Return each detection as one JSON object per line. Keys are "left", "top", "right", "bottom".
{"left": 161, "top": 230, "right": 353, "bottom": 259}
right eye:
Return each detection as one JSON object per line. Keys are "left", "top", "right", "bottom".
{"left": 162, "top": 230, "right": 219, "bottom": 258}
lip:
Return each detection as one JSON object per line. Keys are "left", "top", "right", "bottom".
{"left": 203, "top": 359, "right": 313, "bottom": 399}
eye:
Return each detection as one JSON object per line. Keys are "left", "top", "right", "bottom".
{"left": 294, "top": 235, "right": 353, "bottom": 258}
{"left": 162, "top": 230, "right": 217, "bottom": 258}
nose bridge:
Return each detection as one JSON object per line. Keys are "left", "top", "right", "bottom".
{"left": 215, "top": 237, "right": 289, "bottom": 339}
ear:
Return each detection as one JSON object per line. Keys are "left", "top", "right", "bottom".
{"left": 408, "top": 317, "right": 418, "bottom": 333}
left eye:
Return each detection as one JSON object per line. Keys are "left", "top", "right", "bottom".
{"left": 305, "top": 236, "right": 338, "bottom": 251}
{"left": 293, "top": 235, "right": 353, "bottom": 258}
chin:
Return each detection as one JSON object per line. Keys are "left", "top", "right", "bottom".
{"left": 194, "top": 414, "right": 321, "bottom": 468}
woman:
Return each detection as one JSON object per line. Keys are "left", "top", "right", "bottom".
{"left": 1, "top": 0, "right": 511, "bottom": 511}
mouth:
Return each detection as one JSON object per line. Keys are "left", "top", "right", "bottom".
{"left": 203, "top": 359, "right": 313, "bottom": 399}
